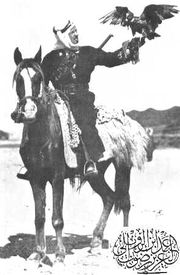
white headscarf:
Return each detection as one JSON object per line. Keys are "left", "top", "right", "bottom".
{"left": 53, "top": 20, "right": 79, "bottom": 50}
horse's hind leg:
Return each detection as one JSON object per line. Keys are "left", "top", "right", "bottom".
{"left": 88, "top": 170, "right": 114, "bottom": 250}
{"left": 114, "top": 163, "right": 131, "bottom": 227}
{"left": 29, "top": 177, "right": 52, "bottom": 266}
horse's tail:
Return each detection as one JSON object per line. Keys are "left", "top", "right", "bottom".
{"left": 119, "top": 116, "right": 151, "bottom": 169}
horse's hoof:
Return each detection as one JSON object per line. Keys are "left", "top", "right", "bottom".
{"left": 90, "top": 237, "right": 102, "bottom": 249}
{"left": 27, "top": 252, "right": 53, "bottom": 267}
{"left": 89, "top": 237, "right": 102, "bottom": 255}
{"left": 54, "top": 250, "right": 66, "bottom": 263}
{"left": 40, "top": 254, "right": 53, "bottom": 267}
{"left": 27, "top": 252, "right": 41, "bottom": 262}
{"left": 25, "top": 252, "right": 41, "bottom": 270}
{"left": 88, "top": 246, "right": 102, "bottom": 255}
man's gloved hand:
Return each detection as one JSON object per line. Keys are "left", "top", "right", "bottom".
{"left": 122, "top": 37, "right": 142, "bottom": 64}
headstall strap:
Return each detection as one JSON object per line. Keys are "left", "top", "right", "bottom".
{"left": 26, "top": 68, "right": 32, "bottom": 79}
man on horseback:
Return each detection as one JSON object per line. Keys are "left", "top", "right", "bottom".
{"left": 18, "top": 20, "right": 141, "bottom": 180}
{"left": 42, "top": 21, "right": 141, "bottom": 178}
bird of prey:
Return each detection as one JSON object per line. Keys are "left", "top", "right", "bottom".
{"left": 100, "top": 4, "right": 179, "bottom": 40}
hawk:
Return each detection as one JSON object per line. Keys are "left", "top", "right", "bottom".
{"left": 100, "top": 4, "right": 179, "bottom": 40}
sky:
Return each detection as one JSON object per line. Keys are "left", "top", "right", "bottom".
{"left": 0, "top": 0, "right": 180, "bottom": 135}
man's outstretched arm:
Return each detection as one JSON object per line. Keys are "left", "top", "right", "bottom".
{"left": 96, "top": 37, "right": 143, "bottom": 67}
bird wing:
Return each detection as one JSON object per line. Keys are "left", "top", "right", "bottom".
{"left": 99, "top": 6, "right": 134, "bottom": 26}
{"left": 140, "top": 4, "right": 179, "bottom": 31}
{"left": 100, "top": 4, "right": 179, "bottom": 40}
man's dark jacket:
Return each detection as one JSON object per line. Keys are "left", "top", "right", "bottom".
{"left": 41, "top": 46, "right": 133, "bottom": 161}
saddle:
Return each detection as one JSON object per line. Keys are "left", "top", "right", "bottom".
{"left": 54, "top": 92, "right": 127, "bottom": 169}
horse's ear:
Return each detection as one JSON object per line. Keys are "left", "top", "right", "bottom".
{"left": 14, "top": 47, "right": 22, "bottom": 65}
{"left": 34, "top": 46, "right": 42, "bottom": 64}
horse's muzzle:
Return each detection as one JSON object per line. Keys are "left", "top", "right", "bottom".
{"left": 11, "top": 99, "right": 38, "bottom": 123}
{"left": 11, "top": 110, "right": 22, "bottom": 123}
{"left": 11, "top": 102, "right": 23, "bottom": 123}
{"left": 22, "top": 99, "right": 37, "bottom": 121}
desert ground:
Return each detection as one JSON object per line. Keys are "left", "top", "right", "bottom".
{"left": 0, "top": 144, "right": 180, "bottom": 275}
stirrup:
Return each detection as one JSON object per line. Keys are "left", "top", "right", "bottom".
{"left": 83, "top": 160, "right": 98, "bottom": 178}
{"left": 17, "top": 167, "right": 30, "bottom": 181}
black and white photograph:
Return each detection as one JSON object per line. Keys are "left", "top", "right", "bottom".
{"left": 0, "top": 0, "right": 180, "bottom": 274}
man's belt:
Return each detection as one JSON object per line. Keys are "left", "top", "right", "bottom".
{"left": 58, "top": 83, "right": 89, "bottom": 95}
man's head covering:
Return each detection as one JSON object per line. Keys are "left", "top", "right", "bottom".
{"left": 53, "top": 20, "right": 79, "bottom": 49}
{"left": 60, "top": 20, "right": 72, "bottom": 33}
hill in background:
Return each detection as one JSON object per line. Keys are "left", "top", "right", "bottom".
{"left": 127, "top": 106, "right": 180, "bottom": 148}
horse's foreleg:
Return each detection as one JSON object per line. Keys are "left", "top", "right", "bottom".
{"left": 88, "top": 174, "right": 114, "bottom": 250}
{"left": 29, "top": 179, "right": 51, "bottom": 265}
{"left": 51, "top": 174, "right": 65, "bottom": 263}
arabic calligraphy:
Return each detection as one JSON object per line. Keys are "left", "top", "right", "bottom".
{"left": 112, "top": 228, "right": 179, "bottom": 274}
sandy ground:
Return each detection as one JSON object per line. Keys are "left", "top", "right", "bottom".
{"left": 0, "top": 146, "right": 180, "bottom": 275}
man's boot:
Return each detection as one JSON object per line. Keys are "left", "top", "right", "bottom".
{"left": 17, "top": 171, "right": 30, "bottom": 180}
{"left": 17, "top": 167, "right": 30, "bottom": 181}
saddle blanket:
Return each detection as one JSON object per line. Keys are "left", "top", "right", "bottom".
{"left": 55, "top": 95, "right": 149, "bottom": 170}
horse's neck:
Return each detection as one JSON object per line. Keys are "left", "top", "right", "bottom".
{"left": 27, "top": 119, "right": 48, "bottom": 146}
{"left": 27, "top": 101, "right": 61, "bottom": 148}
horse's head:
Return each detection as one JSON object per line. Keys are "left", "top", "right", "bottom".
{"left": 11, "top": 47, "right": 44, "bottom": 123}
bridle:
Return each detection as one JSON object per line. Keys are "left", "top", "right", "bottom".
{"left": 12, "top": 60, "right": 46, "bottom": 122}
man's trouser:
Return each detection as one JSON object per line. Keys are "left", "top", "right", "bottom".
{"left": 69, "top": 91, "right": 105, "bottom": 162}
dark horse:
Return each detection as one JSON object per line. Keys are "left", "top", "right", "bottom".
{"left": 11, "top": 47, "right": 154, "bottom": 266}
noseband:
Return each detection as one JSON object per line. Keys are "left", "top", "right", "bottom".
{"left": 11, "top": 95, "right": 40, "bottom": 123}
